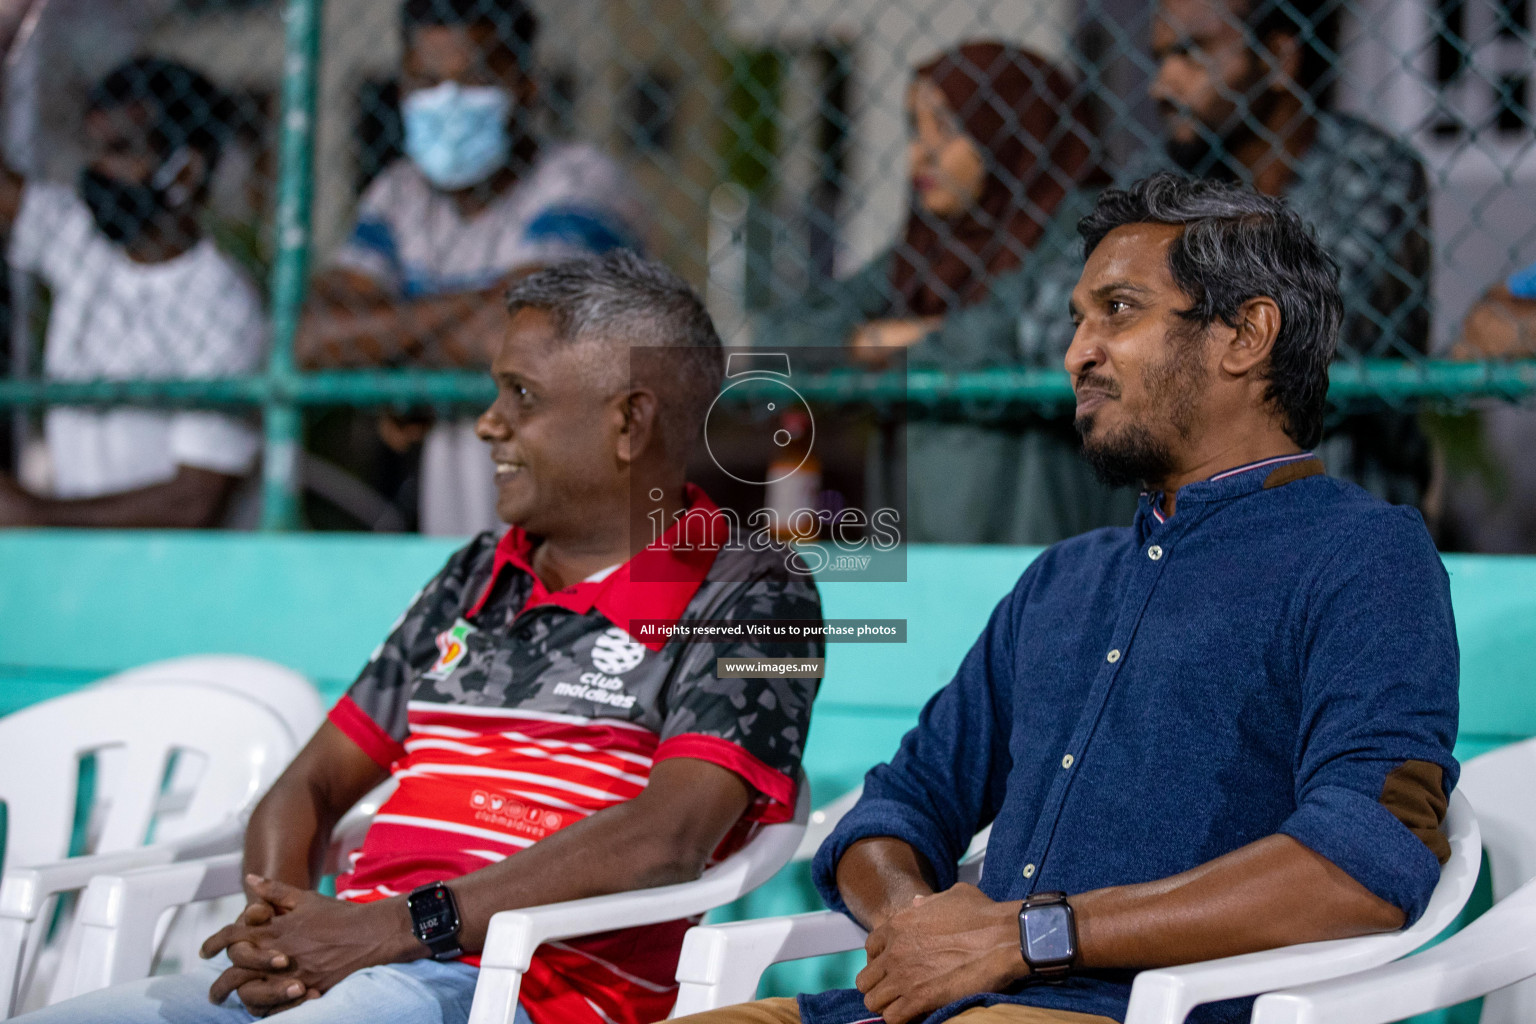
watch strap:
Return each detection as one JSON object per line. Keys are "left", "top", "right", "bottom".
{"left": 423, "top": 934, "right": 463, "bottom": 961}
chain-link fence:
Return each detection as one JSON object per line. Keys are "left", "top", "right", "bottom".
{"left": 1, "top": 0, "right": 1535, "bottom": 544}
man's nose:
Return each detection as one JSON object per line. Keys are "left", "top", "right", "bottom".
{"left": 1149, "top": 60, "right": 1178, "bottom": 107}
{"left": 1064, "top": 326, "right": 1103, "bottom": 378}
{"left": 475, "top": 408, "right": 509, "bottom": 442}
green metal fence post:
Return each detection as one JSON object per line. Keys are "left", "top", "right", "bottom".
{"left": 261, "top": 0, "right": 322, "bottom": 530}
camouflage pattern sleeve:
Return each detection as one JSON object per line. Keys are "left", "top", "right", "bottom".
{"left": 653, "top": 560, "right": 823, "bottom": 817}
{"left": 328, "top": 533, "right": 499, "bottom": 766}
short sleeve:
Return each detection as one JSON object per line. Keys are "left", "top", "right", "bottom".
{"left": 1277, "top": 507, "right": 1460, "bottom": 924}
{"left": 654, "top": 569, "right": 823, "bottom": 822}
{"left": 329, "top": 534, "right": 498, "bottom": 768}
{"left": 7, "top": 181, "right": 87, "bottom": 278}
{"left": 517, "top": 146, "right": 648, "bottom": 264}
{"left": 177, "top": 257, "right": 268, "bottom": 377}
{"left": 329, "top": 165, "right": 405, "bottom": 291}
{"left": 167, "top": 411, "right": 260, "bottom": 476}
{"left": 1507, "top": 260, "right": 1536, "bottom": 300}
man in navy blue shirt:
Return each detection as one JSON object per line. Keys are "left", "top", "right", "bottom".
{"left": 673, "top": 172, "right": 1459, "bottom": 1024}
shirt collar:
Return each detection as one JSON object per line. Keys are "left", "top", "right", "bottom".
{"left": 1139, "top": 452, "right": 1323, "bottom": 524}
{"left": 467, "top": 484, "right": 724, "bottom": 651}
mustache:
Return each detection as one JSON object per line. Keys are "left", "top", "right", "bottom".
{"left": 1074, "top": 372, "right": 1121, "bottom": 399}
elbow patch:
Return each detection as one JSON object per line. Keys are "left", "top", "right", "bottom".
{"left": 1379, "top": 760, "right": 1450, "bottom": 864}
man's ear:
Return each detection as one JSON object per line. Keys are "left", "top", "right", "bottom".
{"left": 1220, "top": 296, "right": 1281, "bottom": 378}
{"left": 614, "top": 388, "right": 660, "bottom": 466}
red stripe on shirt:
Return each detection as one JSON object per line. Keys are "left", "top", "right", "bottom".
{"left": 328, "top": 695, "right": 407, "bottom": 769}
{"left": 655, "top": 733, "right": 796, "bottom": 822}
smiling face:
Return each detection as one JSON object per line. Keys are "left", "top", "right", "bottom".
{"left": 906, "top": 76, "right": 987, "bottom": 220}
{"left": 1065, "top": 222, "right": 1214, "bottom": 489}
{"left": 475, "top": 307, "right": 627, "bottom": 533}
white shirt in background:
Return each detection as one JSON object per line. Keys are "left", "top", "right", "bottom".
{"left": 8, "top": 181, "right": 267, "bottom": 499}
{"left": 331, "top": 143, "right": 648, "bottom": 537}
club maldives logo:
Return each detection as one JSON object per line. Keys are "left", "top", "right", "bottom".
{"left": 425, "top": 618, "right": 475, "bottom": 679}
{"left": 591, "top": 626, "right": 646, "bottom": 675}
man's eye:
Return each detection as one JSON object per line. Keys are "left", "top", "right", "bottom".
{"left": 1107, "top": 300, "right": 1130, "bottom": 315}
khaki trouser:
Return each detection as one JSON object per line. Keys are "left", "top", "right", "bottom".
{"left": 670, "top": 996, "right": 1117, "bottom": 1024}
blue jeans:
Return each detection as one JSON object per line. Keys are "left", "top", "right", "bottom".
{"left": 15, "top": 955, "right": 533, "bottom": 1024}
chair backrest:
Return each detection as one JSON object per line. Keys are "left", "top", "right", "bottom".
{"left": 96, "top": 655, "right": 323, "bottom": 749}
{"left": 0, "top": 683, "right": 294, "bottom": 869}
{"left": 1459, "top": 737, "right": 1536, "bottom": 903}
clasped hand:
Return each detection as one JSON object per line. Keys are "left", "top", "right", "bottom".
{"left": 198, "top": 875, "right": 405, "bottom": 1017}
{"left": 855, "top": 883, "right": 1029, "bottom": 1024}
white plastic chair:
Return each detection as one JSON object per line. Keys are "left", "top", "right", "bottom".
{"left": 671, "top": 789, "right": 1479, "bottom": 1024}
{"left": 0, "top": 681, "right": 298, "bottom": 1017}
{"left": 57, "top": 773, "right": 811, "bottom": 1024}
{"left": 92, "top": 657, "right": 325, "bottom": 987}
{"left": 98, "top": 655, "right": 323, "bottom": 751}
{"left": 1250, "top": 738, "right": 1536, "bottom": 1024}
{"left": 1249, "top": 876, "right": 1536, "bottom": 1024}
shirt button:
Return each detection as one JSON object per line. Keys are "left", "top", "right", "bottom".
{"left": 1061, "top": 753, "right": 1075, "bottom": 769}
{"left": 1148, "top": 545, "right": 1163, "bottom": 561}
{"left": 1107, "top": 649, "right": 1121, "bottom": 663}
{"left": 1022, "top": 863, "right": 1036, "bottom": 878}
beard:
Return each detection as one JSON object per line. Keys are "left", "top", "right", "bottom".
{"left": 1078, "top": 419, "right": 1179, "bottom": 490}
{"left": 1162, "top": 63, "right": 1281, "bottom": 182}
{"left": 1075, "top": 326, "right": 1209, "bottom": 490}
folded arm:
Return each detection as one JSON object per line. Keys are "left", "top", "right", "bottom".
{"left": 0, "top": 465, "right": 239, "bottom": 528}
{"left": 295, "top": 268, "right": 507, "bottom": 370}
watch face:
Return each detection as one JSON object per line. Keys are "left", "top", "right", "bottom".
{"left": 1023, "top": 904, "right": 1074, "bottom": 965}
{"left": 410, "top": 885, "right": 460, "bottom": 940}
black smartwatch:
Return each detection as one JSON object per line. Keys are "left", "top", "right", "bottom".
{"left": 1018, "top": 891, "right": 1077, "bottom": 982}
{"left": 407, "top": 881, "right": 463, "bottom": 961}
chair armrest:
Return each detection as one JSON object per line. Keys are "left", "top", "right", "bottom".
{"left": 61, "top": 852, "right": 245, "bottom": 1000}
{"left": 0, "top": 816, "right": 242, "bottom": 924}
{"left": 470, "top": 785, "right": 810, "bottom": 1024}
{"left": 0, "top": 818, "right": 245, "bottom": 1016}
{"left": 1124, "top": 789, "right": 1480, "bottom": 1024}
{"left": 469, "top": 870, "right": 785, "bottom": 1024}
{"left": 671, "top": 911, "right": 868, "bottom": 1016}
{"left": 1250, "top": 877, "right": 1536, "bottom": 1024}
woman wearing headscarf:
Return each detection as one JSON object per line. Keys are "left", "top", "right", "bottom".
{"left": 753, "top": 41, "right": 1134, "bottom": 544}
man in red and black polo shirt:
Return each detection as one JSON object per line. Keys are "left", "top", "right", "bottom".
{"left": 19, "top": 252, "right": 822, "bottom": 1024}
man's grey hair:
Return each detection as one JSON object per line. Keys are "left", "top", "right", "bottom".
{"left": 1078, "top": 172, "right": 1343, "bottom": 449}
{"left": 504, "top": 251, "right": 724, "bottom": 458}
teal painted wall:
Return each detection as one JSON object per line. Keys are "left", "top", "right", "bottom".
{"left": 1, "top": 531, "right": 1531, "bottom": 1020}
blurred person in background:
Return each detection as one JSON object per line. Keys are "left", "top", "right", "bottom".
{"left": 1427, "top": 266, "right": 1536, "bottom": 553}
{"left": 297, "top": 0, "right": 647, "bottom": 537}
{"left": 0, "top": 56, "right": 266, "bottom": 528}
{"left": 1457, "top": 263, "right": 1536, "bottom": 360}
{"left": 752, "top": 42, "right": 1131, "bottom": 544}
{"left": 1134, "top": 0, "right": 1434, "bottom": 505}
